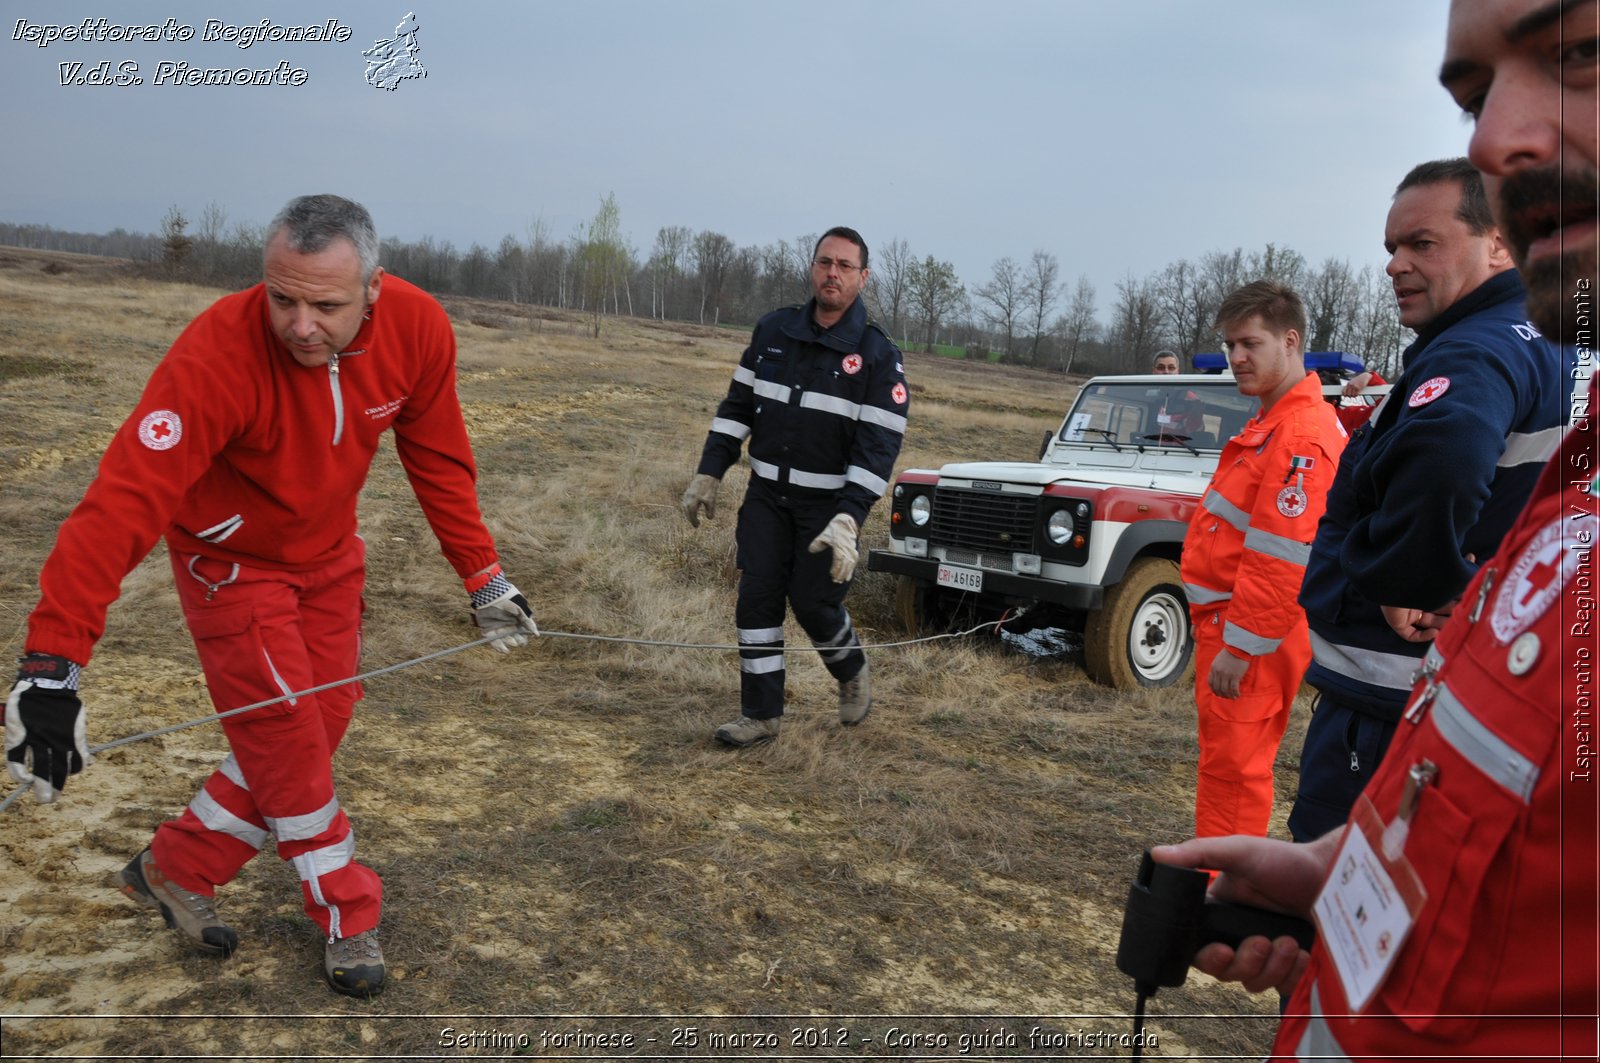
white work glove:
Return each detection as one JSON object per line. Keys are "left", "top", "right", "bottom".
{"left": 681, "top": 473, "right": 720, "bottom": 528}
{"left": 808, "top": 513, "right": 860, "bottom": 584}
{"left": 467, "top": 569, "right": 539, "bottom": 653}
{"left": 6, "top": 653, "right": 91, "bottom": 803}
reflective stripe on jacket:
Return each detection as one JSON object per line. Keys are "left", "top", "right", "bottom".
{"left": 696, "top": 295, "right": 908, "bottom": 526}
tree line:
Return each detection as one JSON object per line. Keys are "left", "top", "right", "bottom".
{"left": 0, "top": 196, "right": 1409, "bottom": 377}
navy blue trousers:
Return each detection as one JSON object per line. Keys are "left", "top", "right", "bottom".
{"left": 734, "top": 483, "right": 864, "bottom": 718}
{"left": 1286, "top": 689, "right": 1399, "bottom": 842}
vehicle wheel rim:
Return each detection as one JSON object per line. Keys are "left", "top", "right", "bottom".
{"left": 1130, "top": 590, "right": 1187, "bottom": 682}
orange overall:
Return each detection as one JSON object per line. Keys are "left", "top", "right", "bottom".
{"left": 1180, "top": 373, "right": 1344, "bottom": 837}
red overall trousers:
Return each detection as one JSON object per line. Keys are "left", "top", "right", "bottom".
{"left": 150, "top": 535, "right": 381, "bottom": 939}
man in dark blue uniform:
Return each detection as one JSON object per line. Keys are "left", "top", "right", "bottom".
{"left": 683, "top": 227, "right": 909, "bottom": 747}
{"left": 1288, "top": 157, "right": 1574, "bottom": 840}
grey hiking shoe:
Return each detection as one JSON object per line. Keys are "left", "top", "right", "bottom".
{"left": 838, "top": 658, "right": 872, "bottom": 725}
{"left": 325, "top": 928, "right": 386, "bottom": 997}
{"left": 713, "top": 714, "right": 780, "bottom": 747}
{"left": 118, "top": 848, "right": 238, "bottom": 956}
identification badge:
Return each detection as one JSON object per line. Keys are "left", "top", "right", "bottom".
{"left": 1312, "top": 775, "right": 1431, "bottom": 1011}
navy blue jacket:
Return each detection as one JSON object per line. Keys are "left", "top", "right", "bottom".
{"left": 697, "top": 295, "right": 909, "bottom": 525}
{"left": 1300, "top": 270, "right": 1574, "bottom": 718}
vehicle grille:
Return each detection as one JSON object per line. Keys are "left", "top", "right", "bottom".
{"left": 929, "top": 487, "right": 1038, "bottom": 554}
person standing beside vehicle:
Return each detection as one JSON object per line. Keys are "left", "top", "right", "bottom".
{"left": 1180, "top": 281, "right": 1345, "bottom": 838}
{"left": 4, "top": 194, "right": 538, "bottom": 997}
{"left": 1288, "top": 158, "right": 1571, "bottom": 842}
{"left": 682, "top": 226, "right": 909, "bottom": 748}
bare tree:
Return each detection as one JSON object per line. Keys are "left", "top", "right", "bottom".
{"left": 494, "top": 234, "right": 525, "bottom": 302}
{"left": 649, "top": 225, "right": 692, "bottom": 319}
{"left": 869, "top": 237, "right": 912, "bottom": 342}
{"left": 193, "top": 201, "right": 229, "bottom": 283}
{"left": 459, "top": 242, "right": 493, "bottom": 296}
{"left": 1350, "top": 264, "right": 1407, "bottom": 376}
{"left": 906, "top": 255, "right": 964, "bottom": 352}
{"left": 524, "top": 217, "right": 565, "bottom": 308}
{"left": 1022, "top": 250, "right": 1061, "bottom": 365}
{"left": 692, "top": 230, "right": 735, "bottom": 326}
{"left": 792, "top": 231, "right": 818, "bottom": 300}
{"left": 1247, "top": 242, "right": 1309, "bottom": 290}
{"left": 1055, "top": 274, "right": 1099, "bottom": 375}
{"left": 758, "top": 239, "right": 804, "bottom": 310}
{"left": 974, "top": 256, "right": 1024, "bottom": 361}
{"left": 1200, "top": 247, "right": 1248, "bottom": 307}
{"left": 1153, "top": 258, "right": 1220, "bottom": 360}
{"left": 1110, "top": 272, "right": 1161, "bottom": 371}
{"left": 1304, "top": 257, "right": 1361, "bottom": 354}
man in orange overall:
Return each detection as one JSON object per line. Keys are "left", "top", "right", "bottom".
{"left": 1180, "top": 282, "right": 1346, "bottom": 838}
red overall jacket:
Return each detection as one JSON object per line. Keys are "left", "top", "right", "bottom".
{"left": 26, "top": 276, "right": 498, "bottom": 665}
{"left": 1276, "top": 395, "right": 1598, "bottom": 1059}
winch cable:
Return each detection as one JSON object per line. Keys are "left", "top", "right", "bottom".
{"left": 1, "top": 610, "right": 1028, "bottom": 814}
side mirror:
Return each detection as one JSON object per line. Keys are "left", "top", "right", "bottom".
{"left": 1038, "top": 430, "right": 1052, "bottom": 461}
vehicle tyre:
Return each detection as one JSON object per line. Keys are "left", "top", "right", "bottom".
{"left": 1083, "top": 557, "right": 1194, "bottom": 690}
{"left": 895, "top": 575, "right": 952, "bottom": 635}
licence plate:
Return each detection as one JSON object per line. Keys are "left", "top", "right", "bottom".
{"left": 936, "top": 563, "right": 983, "bottom": 593}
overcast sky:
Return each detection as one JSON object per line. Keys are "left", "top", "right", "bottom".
{"left": 1, "top": 1, "right": 1472, "bottom": 311}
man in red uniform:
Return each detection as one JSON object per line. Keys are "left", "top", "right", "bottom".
{"left": 1180, "top": 282, "right": 1346, "bottom": 838}
{"left": 1152, "top": 0, "right": 1598, "bottom": 1056}
{"left": 4, "top": 195, "right": 538, "bottom": 997}
{"left": 1333, "top": 369, "right": 1386, "bottom": 434}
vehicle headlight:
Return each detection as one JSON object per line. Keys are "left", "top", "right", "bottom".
{"left": 909, "top": 494, "right": 932, "bottom": 527}
{"left": 1046, "top": 508, "right": 1074, "bottom": 545}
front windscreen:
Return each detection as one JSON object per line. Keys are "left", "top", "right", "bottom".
{"left": 1058, "top": 382, "right": 1259, "bottom": 451}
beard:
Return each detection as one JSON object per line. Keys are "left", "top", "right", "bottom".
{"left": 1494, "top": 163, "right": 1600, "bottom": 345}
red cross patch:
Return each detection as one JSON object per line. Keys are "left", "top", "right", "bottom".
{"left": 891, "top": 382, "right": 908, "bottom": 405}
{"left": 1407, "top": 376, "right": 1451, "bottom": 407}
{"left": 138, "top": 410, "right": 183, "bottom": 451}
{"left": 1276, "top": 484, "right": 1308, "bottom": 518}
{"left": 1491, "top": 513, "right": 1599, "bottom": 641}
{"left": 842, "top": 353, "right": 863, "bottom": 375}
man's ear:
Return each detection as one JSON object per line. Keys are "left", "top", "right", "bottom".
{"left": 366, "top": 267, "right": 385, "bottom": 307}
{"left": 1486, "top": 230, "right": 1513, "bottom": 270}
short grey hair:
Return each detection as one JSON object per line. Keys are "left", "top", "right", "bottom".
{"left": 266, "top": 195, "right": 380, "bottom": 282}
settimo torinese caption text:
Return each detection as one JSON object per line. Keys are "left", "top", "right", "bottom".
{"left": 13, "top": 17, "right": 353, "bottom": 87}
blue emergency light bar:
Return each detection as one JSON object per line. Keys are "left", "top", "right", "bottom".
{"left": 1192, "top": 350, "right": 1365, "bottom": 375}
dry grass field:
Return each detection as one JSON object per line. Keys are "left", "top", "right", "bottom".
{"left": 0, "top": 249, "right": 1311, "bottom": 1061}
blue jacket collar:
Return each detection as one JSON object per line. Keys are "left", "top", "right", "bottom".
{"left": 1402, "top": 270, "right": 1524, "bottom": 367}
{"left": 782, "top": 295, "right": 868, "bottom": 352}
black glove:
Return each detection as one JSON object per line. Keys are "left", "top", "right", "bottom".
{"left": 6, "top": 653, "right": 90, "bottom": 803}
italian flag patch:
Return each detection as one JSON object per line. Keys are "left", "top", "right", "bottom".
{"left": 1290, "top": 455, "right": 1316, "bottom": 471}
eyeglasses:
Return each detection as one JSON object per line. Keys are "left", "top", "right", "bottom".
{"left": 812, "top": 257, "right": 861, "bottom": 274}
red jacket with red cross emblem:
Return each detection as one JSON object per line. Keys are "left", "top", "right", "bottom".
{"left": 1273, "top": 397, "right": 1598, "bottom": 1061}
{"left": 25, "top": 276, "right": 500, "bottom": 665}
{"left": 1180, "top": 372, "right": 1345, "bottom": 658}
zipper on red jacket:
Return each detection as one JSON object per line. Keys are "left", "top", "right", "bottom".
{"left": 328, "top": 353, "right": 345, "bottom": 445}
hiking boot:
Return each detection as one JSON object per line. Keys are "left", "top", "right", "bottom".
{"left": 118, "top": 848, "right": 238, "bottom": 957}
{"left": 713, "top": 714, "right": 780, "bottom": 747}
{"left": 325, "top": 928, "right": 386, "bottom": 997}
{"left": 838, "top": 658, "right": 872, "bottom": 725}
